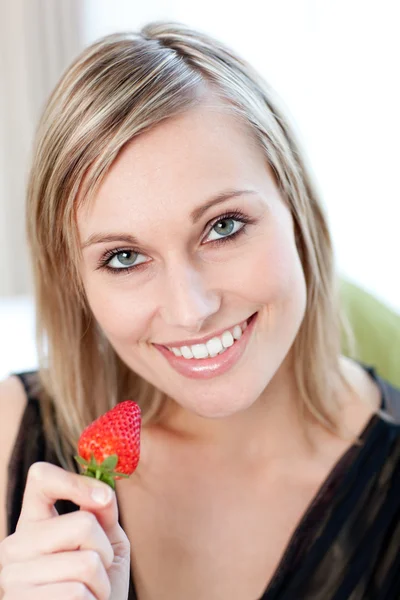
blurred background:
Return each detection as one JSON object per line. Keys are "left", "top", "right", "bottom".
{"left": 1, "top": 0, "right": 399, "bottom": 379}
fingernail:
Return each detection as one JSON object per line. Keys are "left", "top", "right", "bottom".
{"left": 91, "top": 485, "right": 112, "bottom": 505}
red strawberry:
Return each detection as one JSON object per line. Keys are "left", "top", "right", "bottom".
{"left": 74, "top": 400, "right": 141, "bottom": 490}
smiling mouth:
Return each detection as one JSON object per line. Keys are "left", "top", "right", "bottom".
{"left": 163, "top": 314, "right": 256, "bottom": 360}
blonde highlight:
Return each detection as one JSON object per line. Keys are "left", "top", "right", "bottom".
{"left": 26, "top": 21, "right": 353, "bottom": 472}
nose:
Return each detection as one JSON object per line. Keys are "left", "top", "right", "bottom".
{"left": 159, "top": 262, "right": 221, "bottom": 332}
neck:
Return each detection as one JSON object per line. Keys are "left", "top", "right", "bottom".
{"left": 159, "top": 355, "right": 324, "bottom": 463}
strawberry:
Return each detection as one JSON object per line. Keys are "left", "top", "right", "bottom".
{"left": 74, "top": 400, "right": 141, "bottom": 490}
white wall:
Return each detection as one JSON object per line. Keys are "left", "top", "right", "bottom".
{"left": 0, "top": 296, "right": 37, "bottom": 380}
{"left": 1, "top": 0, "right": 399, "bottom": 379}
{"left": 83, "top": 0, "right": 400, "bottom": 313}
{"left": 0, "top": 1, "right": 34, "bottom": 296}
{"left": 83, "top": 0, "right": 178, "bottom": 41}
{"left": 0, "top": 0, "right": 84, "bottom": 297}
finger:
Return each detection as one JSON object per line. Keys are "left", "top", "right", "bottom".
{"left": 17, "top": 462, "right": 116, "bottom": 529}
{"left": 0, "top": 510, "right": 114, "bottom": 570}
{"left": 3, "top": 581, "right": 96, "bottom": 600}
{"left": 0, "top": 550, "right": 111, "bottom": 600}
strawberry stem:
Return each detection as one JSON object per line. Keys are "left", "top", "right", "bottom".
{"left": 74, "top": 453, "right": 127, "bottom": 490}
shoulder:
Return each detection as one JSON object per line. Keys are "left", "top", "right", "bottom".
{"left": 0, "top": 372, "right": 79, "bottom": 538}
{"left": 0, "top": 374, "right": 30, "bottom": 454}
{"left": 339, "top": 356, "right": 400, "bottom": 424}
{"left": 374, "top": 372, "right": 400, "bottom": 424}
{"left": 0, "top": 374, "right": 31, "bottom": 541}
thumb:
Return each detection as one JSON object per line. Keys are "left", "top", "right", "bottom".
{"left": 79, "top": 477, "right": 124, "bottom": 545}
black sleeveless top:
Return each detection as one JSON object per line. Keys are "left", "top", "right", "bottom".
{"left": 6, "top": 367, "right": 400, "bottom": 600}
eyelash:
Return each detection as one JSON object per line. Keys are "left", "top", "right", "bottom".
{"left": 96, "top": 209, "right": 255, "bottom": 276}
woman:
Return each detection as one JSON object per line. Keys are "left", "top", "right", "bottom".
{"left": 0, "top": 21, "right": 399, "bottom": 600}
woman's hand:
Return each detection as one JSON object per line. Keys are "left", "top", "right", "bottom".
{"left": 0, "top": 462, "right": 130, "bottom": 599}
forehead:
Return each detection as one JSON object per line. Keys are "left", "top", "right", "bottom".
{"left": 77, "top": 102, "right": 270, "bottom": 231}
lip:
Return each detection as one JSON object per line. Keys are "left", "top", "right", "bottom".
{"left": 157, "top": 316, "right": 250, "bottom": 349}
{"left": 153, "top": 312, "right": 258, "bottom": 380}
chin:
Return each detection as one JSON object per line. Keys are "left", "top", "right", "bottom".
{"left": 176, "top": 390, "right": 259, "bottom": 419}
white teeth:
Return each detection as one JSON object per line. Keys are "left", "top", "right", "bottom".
{"left": 206, "top": 337, "right": 223, "bottom": 357}
{"left": 167, "top": 316, "right": 252, "bottom": 360}
{"left": 191, "top": 344, "right": 209, "bottom": 359}
{"left": 181, "top": 346, "right": 194, "bottom": 359}
{"left": 221, "top": 331, "right": 234, "bottom": 348}
{"left": 232, "top": 325, "right": 242, "bottom": 340}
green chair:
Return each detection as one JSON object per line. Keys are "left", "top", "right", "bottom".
{"left": 340, "top": 278, "right": 400, "bottom": 389}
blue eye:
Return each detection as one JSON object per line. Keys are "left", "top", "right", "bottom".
{"left": 97, "top": 209, "right": 255, "bottom": 275}
{"left": 100, "top": 249, "right": 149, "bottom": 272}
{"left": 109, "top": 250, "right": 138, "bottom": 268}
{"left": 206, "top": 217, "right": 244, "bottom": 242}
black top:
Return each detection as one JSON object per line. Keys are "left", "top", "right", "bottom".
{"left": 6, "top": 367, "right": 400, "bottom": 600}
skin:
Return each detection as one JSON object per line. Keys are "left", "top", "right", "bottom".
{"left": 0, "top": 462, "right": 130, "bottom": 599}
{"left": 78, "top": 99, "right": 308, "bottom": 446}
{"left": 75, "top": 97, "right": 381, "bottom": 599}
{"left": 0, "top": 98, "right": 380, "bottom": 600}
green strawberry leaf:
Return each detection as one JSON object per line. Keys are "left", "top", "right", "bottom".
{"left": 74, "top": 455, "right": 89, "bottom": 467}
{"left": 80, "top": 470, "right": 115, "bottom": 490}
{"left": 100, "top": 455, "right": 119, "bottom": 471}
{"left": 101, "top": 473, "right": 116, "bottom": 490}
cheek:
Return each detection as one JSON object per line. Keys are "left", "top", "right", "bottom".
{"left": 83, "top": 277, "right": 152, "bottom": 343}
{"left": 238, "top": 223, "right": 306, "bottom": 310}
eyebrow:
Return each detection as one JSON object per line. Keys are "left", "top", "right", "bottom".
{"left": 81, "top": 188, "right": 256, "bottom": 249}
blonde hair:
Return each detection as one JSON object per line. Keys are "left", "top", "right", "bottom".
{"left": 27, "top": 21, "right": 351, "bottom": 472}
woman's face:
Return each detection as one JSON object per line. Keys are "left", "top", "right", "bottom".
{"left": 78, "top": 101, "right": 307, "bottom": 418}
